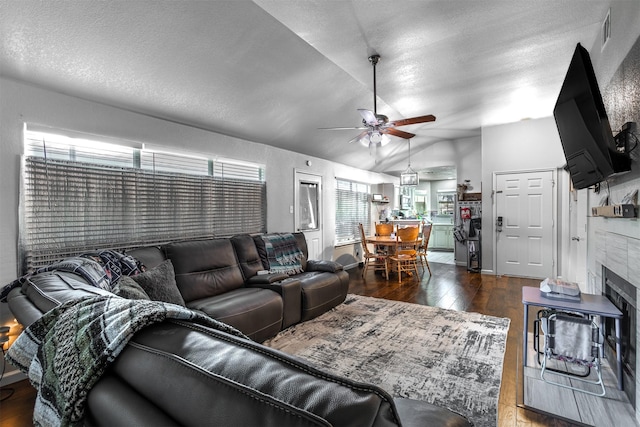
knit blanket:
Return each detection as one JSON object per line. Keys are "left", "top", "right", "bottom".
{"left": 261, "top": 233, "right": 304, "bottom": 275}
{"left": 6, "top": 296, "right": 247, "bottom": 427}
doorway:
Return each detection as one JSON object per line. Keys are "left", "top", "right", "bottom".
{"left": 294, "top": 170, "right": 323, "bottom": 260}
{"left": 495, "top": 169, "right": 555, "bottom": 278}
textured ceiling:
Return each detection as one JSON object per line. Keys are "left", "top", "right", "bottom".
{"left": 0, "top": 1, "right": 610, "bottom": 179}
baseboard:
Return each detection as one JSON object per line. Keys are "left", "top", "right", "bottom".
{"left": 0, "top": 368, "right": 27, "bottom": 387}
{"left": 481, "top": 268, "right": 495, "bottom": 275}
{"left": 343, "top": 262, "right": 360, "bottom": 270}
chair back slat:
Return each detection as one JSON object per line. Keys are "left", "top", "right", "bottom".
{"left": 375, "top": 223, "right": 394, "bottom": 236}
{"left": 396, "top": 226, "right": 420, "bottom": 254}
{"left": 359, "top": 223, "right": 373, "bottom": 256}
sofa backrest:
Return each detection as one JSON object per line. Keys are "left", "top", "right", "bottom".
{"left": 292, "top": 232, "right": 309, "bottom": 269}
{"left": 163, "top": 239, "right": 245, "bottom": 302}
{"left": 89, "top": 320, "right": 402, "bottom": 427}
{"left": 127, "top": 246, "right": 166, "bottom": 270}
{"left": 230, "top": 234, "right": 264, "bottom": 280}
{"left": 251, "top": 233, "right": 309, "bottom": 272}
{"left": 10, "top": 271, "right": 113, "bottom": 327}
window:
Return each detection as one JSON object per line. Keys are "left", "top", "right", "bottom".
{"left": 335, "top": 178, "right": 370, "bottom": 244}
{"left": 20, "top": 126, "right": 266, "bottom": 272}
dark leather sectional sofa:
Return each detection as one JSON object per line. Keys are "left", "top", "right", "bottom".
{"left": 5, "top": 232, "right": 471, "bottom": 426}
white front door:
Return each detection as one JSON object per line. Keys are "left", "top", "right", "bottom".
{"left": 294, "top": 171, "right": 323, "bottom": 260}
{"left": 496, "top": 170, "right": 555, "bottom": 278}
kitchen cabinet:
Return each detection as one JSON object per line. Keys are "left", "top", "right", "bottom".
{"left": 429, "top": 224, "right": 454, "bottom": 250}
{"left": 437, "top": 192, "right": 455, "bottom": 215}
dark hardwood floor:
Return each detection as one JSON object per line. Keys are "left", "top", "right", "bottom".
{"left": 0, "top": 257, "right": 581, "bottom": 426}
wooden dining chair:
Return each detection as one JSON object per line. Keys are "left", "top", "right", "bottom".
{"left": 417, "top": 223, "right": 432, "bottom": 275}
{"left": 389, "top": 225, "right": 420, "bottom": 283}
{"left": 359, "top": 223, "right": 388, "bottom": 279}
{"left": 374, "top": 222, "right": 394, "bottom": 255}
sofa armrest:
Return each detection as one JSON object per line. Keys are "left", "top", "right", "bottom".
{"left": 306, "top": 260, "right": 343, "bottom": 273}
{"left": 245, "top": 272, "right": 288, "bottom": 285}
{"left": 246, "top": 278, "right": 302, "bottom": 328}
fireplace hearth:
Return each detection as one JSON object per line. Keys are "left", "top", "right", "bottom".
{"left": 603, "top": 267, "right": 636, "bottom": 407}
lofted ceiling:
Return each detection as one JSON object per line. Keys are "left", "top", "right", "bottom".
{"left": 0, "top": 1, "right": 610, "bottom": 179}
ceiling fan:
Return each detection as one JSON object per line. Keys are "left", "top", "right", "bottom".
{"left": 320, "top": 54, "right": 436, "bottom": 146}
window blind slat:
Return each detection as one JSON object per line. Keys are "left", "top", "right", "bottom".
{"left": 20, "top": 154, "right": 266, "bottom": 272}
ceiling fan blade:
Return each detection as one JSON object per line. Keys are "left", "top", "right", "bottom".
{"left": 382, "top": 128, "right": 415, "bottom": 139}
{"left": 318, "top": 126, "right": 368, "bottom": 130}
{"left": 348, "top": 130, "right": 369, "bottom": 144}
{"left": 358, "top": 109, "right": 378, "bottom": 126}
{"left": 389, "top": 114, "right": 436, "bottom": 127}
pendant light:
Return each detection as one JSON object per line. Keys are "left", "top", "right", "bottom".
{"left": 400, "top": 139, "right": 419, "bottom": 186}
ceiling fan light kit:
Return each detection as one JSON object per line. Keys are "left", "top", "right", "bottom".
{"left": 360, "top": 131, "right": 390, "bottom": 147}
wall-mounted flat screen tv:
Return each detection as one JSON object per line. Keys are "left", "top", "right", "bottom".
{"left": 553, "top": 43, "right": 630, "bottom": 189}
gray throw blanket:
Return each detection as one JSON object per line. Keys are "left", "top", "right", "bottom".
{"left": 261, "top": 233, "right": 304, "bottom": 275}
{"left": 6, "top": 296, "right": 248, "bottom": 427}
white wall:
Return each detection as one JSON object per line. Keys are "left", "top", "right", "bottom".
{"left": 453, "top": 136, "right": 483, "bottom": 192}
{"left": 480, "top": 117, "right": 566, "bottom": 274}
{"left": 0, "top": 77, "right": 396, "bottom": 381}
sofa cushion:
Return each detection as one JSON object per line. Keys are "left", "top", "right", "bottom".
{"left": 186, "top": 288, "right": 283, "bottom": 342}
{"left": 164, "top": 239, "right": 245, "bottom": 302}
{"left": 129, "top": 260, "right": 185, "bottom": 306}
{"left": 113, "top": 276, "right": 151, "bottom": 300}
{"left": 297, "top": 271, "right": 348, "bottom": 322}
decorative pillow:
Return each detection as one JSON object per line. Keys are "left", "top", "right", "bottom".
{"left": 80, "top": 250, "right": 144, "bottom": 287}
{"left": 113, "top": 276, "right": 151, "bottom": 300}
{"left": 129, "top": 259, "right": 185, "bottom": 306}
{"left": 38, "top": 257, "right": 111, "bottom": 290}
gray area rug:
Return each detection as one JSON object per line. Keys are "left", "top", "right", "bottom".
{"left": 263, "top": 294, "right": 510, "bottom": 427}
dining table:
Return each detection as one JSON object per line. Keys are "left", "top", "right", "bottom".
{"left": 365, "top": 234, "right": 420, "bottom": 279}
{"left": 365, "top": 235, "right": 401, "bottom": 252}
{"left": 366, "top": 235, "right": 421, "bottom": 256}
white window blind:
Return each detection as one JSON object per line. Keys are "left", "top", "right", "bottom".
{"left": 20, "top": 129, "right": 266, "bottom": 272}
{"left": 335, "top": 178, "right": 371, "bottom": 244}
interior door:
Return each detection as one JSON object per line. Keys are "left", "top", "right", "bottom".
{"left": 496, "top": 170, "right": 554, "bottom": 278}
{"left": 295, "top": 171, "right": 323, "bottom": 260}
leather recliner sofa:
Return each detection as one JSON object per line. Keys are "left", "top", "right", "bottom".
{"left": 5, "top": 263, "right": 471, "bottom": 426}
{"left": 127, "top": 232, "right": 349, "bottom": 342}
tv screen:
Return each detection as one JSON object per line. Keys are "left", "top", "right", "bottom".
{"left": 553, "top": 43, "right": 630, "bottom": 189}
